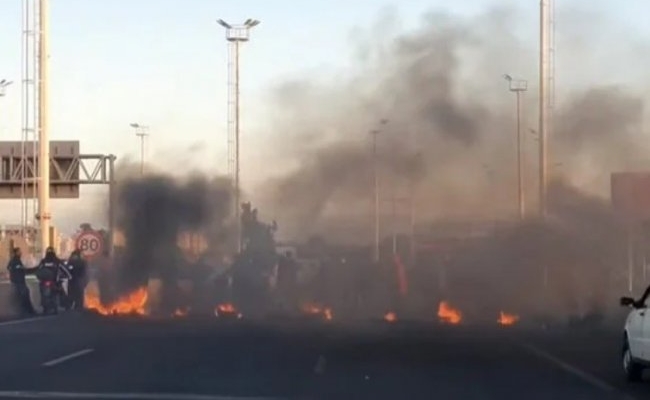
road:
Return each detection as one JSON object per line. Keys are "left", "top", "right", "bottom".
{"left": 0, "top": 313, "right": 642, "bottom": 399}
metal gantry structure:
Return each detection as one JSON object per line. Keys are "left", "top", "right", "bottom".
{"left": 217, "top": 18, "right": 260, "bottom": 252}
{"left": 13, "top": 0, "right": 116, "bottom": 255}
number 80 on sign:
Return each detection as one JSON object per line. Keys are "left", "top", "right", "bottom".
{"left": 75, "top": 232, "right": 104, "bottom": 257}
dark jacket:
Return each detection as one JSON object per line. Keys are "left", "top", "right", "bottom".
{"left": 6, "top": 256, "right": 35, "bottom": 284}
{"left": 34, "top": 255, "right": 71, "bottom": 282}
{"left": 66, "top": 256, "right": 88, "bottom": 282}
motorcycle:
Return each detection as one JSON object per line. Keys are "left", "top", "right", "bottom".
{"left": 39, "top": 280, "right": 59, "bottom": 315}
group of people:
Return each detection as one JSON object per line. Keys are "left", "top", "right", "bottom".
{"left": 6, "top": 246, "right": 88, "bottom": 315}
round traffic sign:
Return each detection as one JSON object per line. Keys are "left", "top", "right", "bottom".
{"left": 75, "top": 231, "right": 104, "bottom": 258}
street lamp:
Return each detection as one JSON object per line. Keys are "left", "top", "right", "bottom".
{"left": 217, "top": 18, "right": 260, "bottom": 253}
{"left": 370, "top": 118, "right": 388, "bottom": 264}
{"left": 504, "top": 74, "right": 528, "bottom": 220}
{"left": 0, "top": 80, "right": 12, "bottom": 138}
{"left": 0, "top": 79, "right": 13, "bottom": 97}
{"left": 130, "top": 123, "right": 149, "bottom": 175}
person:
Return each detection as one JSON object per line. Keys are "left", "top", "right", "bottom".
{"left": 34, "top": 247, "right": 71, "bottom": 313}
{"left": 66, "top": 249, "right": 88, "bottom": 310}
{"left": 5, "top": 247, "right": 36, "bottom": 316}
{"left": 276, "top": 251, "right": 298, "bottom": 312}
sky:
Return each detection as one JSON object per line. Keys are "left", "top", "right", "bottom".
{"left": 0, "top": 0, "right": 649, "bottom": 232}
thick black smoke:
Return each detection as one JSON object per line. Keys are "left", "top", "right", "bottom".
{"left": 103, "top": 166, "right": 232, "bottom": 310}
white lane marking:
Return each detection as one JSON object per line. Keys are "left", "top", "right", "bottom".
{"left": 519, "top": 342, "right": 636, "bottom": 400}
{"left": 0, "top": 315, "right": 58, "bottom": 327}
{"left": 0, "top": 392, "right": 284, "bottom": 400}
{"left": 42, "top": 348, "right": 95, "bottom": 367}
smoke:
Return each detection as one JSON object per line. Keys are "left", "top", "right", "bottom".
{"left": 246, "top": 5, "right": 648, "bottom": 324}
{"left": 103, "top": 163, "right": 232, "bottom": 311}
{"left": 253, "top": 5, "right": 648, "bottom": 242}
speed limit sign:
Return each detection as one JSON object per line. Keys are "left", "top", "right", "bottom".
{"left": 75, "top": 231, "right": 104, "bottom": 259}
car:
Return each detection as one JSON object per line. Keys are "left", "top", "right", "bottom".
{"left": 621, "top": 292, "right": 650, "bottom": 381}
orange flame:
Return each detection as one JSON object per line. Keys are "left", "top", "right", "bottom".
{"left": 214, "top": 303, "right": 242, "bottom": 318}
{"left": 384, "top": 311, "right": 397, "bottom": 322}
{"left": 437, "top": 301, "right": 462, "bottom": 324}
{"left": 85, "top": 287, "right": 148, "bottom": 316}
{"left": 173, "top": 307, "right": 190, "bottom": 317}
{"left": 301, "top": 303, "right": 333, "bottom": 321}
{"left": 497, "top": 311, "right": 519, "bottom": 326}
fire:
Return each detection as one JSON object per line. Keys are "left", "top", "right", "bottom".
{"left": 173, "top": 307, "right": 190, "bottom": 317}
{"left": 214, "top": 303, "right": 242, "bottom": 318}
{"left": 301, "top": 303, "right": 333, "bottom": 321}
{"left": 437, "top": 301, "right": 462, "bottom": 324}
{"left": 85, "top": 287, "right": 148, "bottom": 316}
{"left": 497, "top": 311, "right": 519, "bottom": 326}
{"left": 384, "top": 311, "right": 397, "bottom": 323}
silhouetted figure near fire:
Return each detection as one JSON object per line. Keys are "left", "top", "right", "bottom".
{"left": 277, "top": 250, "right": 298, "bottom": 312}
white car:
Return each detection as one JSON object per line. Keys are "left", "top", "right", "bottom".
{"left": 621, "top": 293, "right": 650, "bottom": 381}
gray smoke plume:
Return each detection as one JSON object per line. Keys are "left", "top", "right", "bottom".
{"left": 103, "top": 165, "right": 232, "bottom": 311}
{"left": 248, "top": 5, "right": 648, "bottom": 324}
{"left": 254, "top": 5, "right": 648, "bottom": 242}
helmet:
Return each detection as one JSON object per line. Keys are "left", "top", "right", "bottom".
{"left": 45, "top": 246, "right": 56, "bottom": 256}
{"left": 71, "top": 249, "right": 82, "bottom": 258}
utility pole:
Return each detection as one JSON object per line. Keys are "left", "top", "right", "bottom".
{"left": 504, "top": 74, "right": 528, "bottom": 220}
{"left": 217, "top": 18, "right": 260, "bottom": 253}
{"left": 130, "top": 123, "right": 149, "bottom": 175}
{"left": 370, "top": 119, "right": 388, "bottom": 264}
{"left": 37, "top": 0, "right": 51, "bottom": 254}
{"left": 371, "top": 129, "right": 380, "bottom": 263}
{"left": 539, "top": 0, "right": 554, "bottom": 218}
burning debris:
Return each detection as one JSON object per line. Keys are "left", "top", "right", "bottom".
{"left": 383, "top": 312, "right": 397, "bottom": 323}
{"left": 85, "top": 285, "right": 148, "bottom": 316}
{"left": 301, "top": 303, "right": 333, "bottom": 321}
{"left": 437, "top": 301, "right": 462, "bottom": 324}
{"left": 497, "top": 311, "right": 519, "bottom": 326}
{"left": 173, "top": 307, "right": 190, "bottom": 318}
{"left": 106, "top": 169, "right": 232, "bottom": 313}
{"left": 214, "top": 303, "right": 242, "bottom": 319}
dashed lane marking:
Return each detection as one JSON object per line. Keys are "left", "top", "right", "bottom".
{"left": 0, "top": 392, "right": 286, "bottom": 399}
{"left": 42, "top": 348, "right": 95, "bottom": 367}
{"left": 0, "top": 315, "right": 58, "bottom": 327}
{"left": 519, "top": 342, "right": 637, "bottom": 400}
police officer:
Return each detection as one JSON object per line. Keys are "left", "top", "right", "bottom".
{"left": 6, "top": 247, "right": 36, "bottom": 316}
{"left": 66, "top": 249, "right": 88, "bottom": 310}
{"left": 34, "top": 247, "right": 71, "bottom": 311}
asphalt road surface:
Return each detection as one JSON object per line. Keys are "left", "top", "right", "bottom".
{"left": 0, "top": 313, "right": 643, "bottom": 400}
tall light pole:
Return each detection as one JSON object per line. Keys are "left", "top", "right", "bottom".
{"left": 504, "top": 74, "right": 527, "bottom": 220}
{"left": 539, "top": 0, "right": 554, "bottom": 218}
{"left": 370, "top": 119, "right": 388, "bottom": 263}
{"left": 217, "top": 18, "right": 260, "bottom": 253}
{"left": 37, "top": 0, "right": 51, "bottom": 254}
{"left": 130, "top": 123, "right": 149, "bottom": 175}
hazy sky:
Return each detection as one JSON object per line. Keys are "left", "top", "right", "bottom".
{"left": 0, "top": 0, "right": 648, "bottom": 231}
